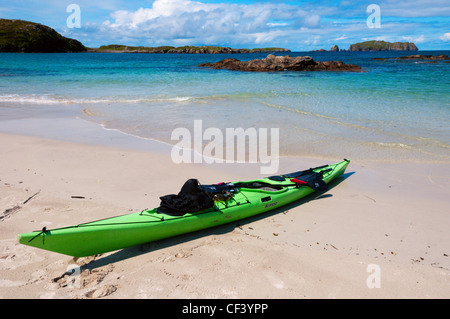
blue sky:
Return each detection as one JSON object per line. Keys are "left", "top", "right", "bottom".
{"left": 1, "top": 0, "right": 449, "bottom": 50}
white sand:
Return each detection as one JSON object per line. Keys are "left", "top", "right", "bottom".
{"left": 0, "top": 132, "right": 449, "bottom": 299}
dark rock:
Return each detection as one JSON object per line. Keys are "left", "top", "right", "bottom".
{"left": 330, "top": 45, "right": 339, "bottom": 52}
{"left": 199, "top": 54, "right": 361, "bottom": 72}
{"left": 309, "top": 45, "right": 339, "bottom": 52}
{"left": 394, "top": 54, "right": 449, "bottom": 60}
{"left": 371, "top": 54, "right": 450, "bottom": 61}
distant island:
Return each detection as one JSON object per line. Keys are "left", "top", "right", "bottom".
{"left": 348, "top": 40, "right": 418, "bottom": 51}
{"left": 372, "top": 54, "right": 450, "bottom": 63}
{"left": 0, "top": 18, "right": 86, "bottom": 53}
{"left": 307, "top": 41, "right": 420, "bottom": 53}
{"left": 91, "top": 44, "right": 291, "bottom": 54}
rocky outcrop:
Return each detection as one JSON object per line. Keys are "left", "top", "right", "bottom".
{"left": 310, "top": 45, "right": 339, "bottom": 52}
{"left": 198, "top": 54, "right": 362, "bottom": 72}
{"left": 348, "top": 41, "right": 418, "bottom": 51}
{"left": 0, "top": 19, "right": 86, "bottom": 53}
{"left": 330, "top": 45, "right": 339, "bottom": 52}
{"left": 372, "top": 54, "right": 450, "bottom": 61}
{"left": 93, "top": 45, "right": 291, "bottom": 54}
{"left": 394, "top": 54, "right": 449, "bottom": 60}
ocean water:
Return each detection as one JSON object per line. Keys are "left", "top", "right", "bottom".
{"left": 0, "top": 51, "right": 449, "bottom": 163}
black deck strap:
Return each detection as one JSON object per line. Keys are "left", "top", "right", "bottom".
{"left": 268, "top": 175, "right": 285, "bottom": 181}
{"left": 234, "top": 181, "right": 285, "bottom": 190}
{"left": 283, "top": 168, "right": 313, "bottom": 179}
{"left": 269, "top": 164, "right": 326, "bottom": 181}
{"left": 198, "top": 183, "right": 235, "bottom": 194}
{"left": 28, "top": 226, "right": 47, "bottom": 244}
{"left": 282, "top": 164, "right": 330, "bottom": 179}
{"left": 290, "top": 170, "right": 329, "bottom": 191}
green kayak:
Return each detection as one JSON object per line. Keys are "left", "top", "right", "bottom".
{"left": 18, "top": 159, "right": 350, "bottom": 257}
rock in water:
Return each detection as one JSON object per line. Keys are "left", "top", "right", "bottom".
{"left": 330, "top": 45, "right": 339, "bottom": 52}
{"left": 394, "top": 54, "right": 449, "bottom": 60}
{"left": 199, "top": 54, "right": 361, "bottom": 72}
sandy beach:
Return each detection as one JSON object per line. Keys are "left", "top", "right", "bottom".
{"left": 1, "top": 127, "right": 449, "bottom": 299}
{"left": 2, "top": 1, "right": 450, "bottom": 304}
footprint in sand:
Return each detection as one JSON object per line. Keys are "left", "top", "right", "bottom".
{"left": 264, "top": 272, "right": 285, "bottom": 289}
{"left": 85, "top": 285, "right": 117, "bottom": 298}
{"left": 52, "top": 256, "right": 118, "bottom": 298}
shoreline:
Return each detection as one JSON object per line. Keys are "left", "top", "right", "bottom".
{"left": 1, "top": 102, "right": 448, "bottom": 166}
{"left": 1, "top": 120, "right": 449, "bottom": 298}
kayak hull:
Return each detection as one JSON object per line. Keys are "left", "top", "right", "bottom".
{"left": 18, "top": 159, "right": 350, "bottom": 257}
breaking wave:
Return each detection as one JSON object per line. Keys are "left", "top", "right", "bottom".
{"left": 0, "top": 94, "right": 197, "bottom": 105}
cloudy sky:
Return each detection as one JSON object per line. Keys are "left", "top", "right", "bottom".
{"left": 1, "top": 0, "right": 449, "bottom": 50}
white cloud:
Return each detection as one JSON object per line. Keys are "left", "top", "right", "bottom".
{"left": 334, "top": 34, "right": 348, "bottom": 41}
{"left": 440, "top": 32, "right": 450, "bottom": 40}
{"left": 100, "top": 0, "right": 321, "bottom": 46}
{"left": 303, "top": 15, "right": 321, "bottom": 28}
{"left": 362, "top": 36, "right": 389, "bottom": 41}
{"left": 402, "top": 34, "right": 425, "bottom": 43}
{"left": 267, "top": 22, "right": 289, "bottom": 27}
{"left": 56, "top": 0, "right": 449, "bottom": 50}
{"left": 380, "top": 0, "right": 450, "bottom": 17}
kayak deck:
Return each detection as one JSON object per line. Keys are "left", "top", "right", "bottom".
{"left": 18, "top": 159, "right": 350, "bottom": 257}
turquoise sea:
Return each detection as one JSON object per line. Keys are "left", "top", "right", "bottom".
{"left": 0, "top": 51, "right": 449, "bottom": 163}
